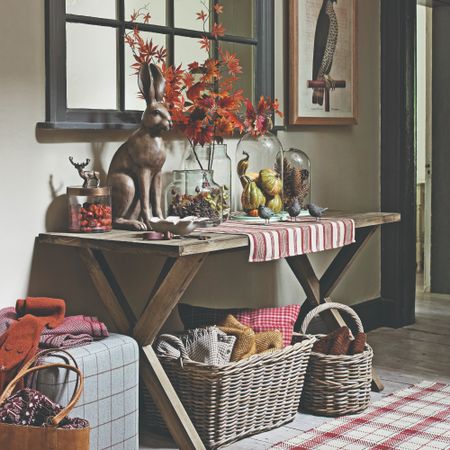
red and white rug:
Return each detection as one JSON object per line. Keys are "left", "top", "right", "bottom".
{"left": 271, "top": 381, "right": 450, "bottom": 450}
{"left": 202, "top": 218, "right": 355, "bottom": 262}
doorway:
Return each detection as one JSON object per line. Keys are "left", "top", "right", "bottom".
{"left": 416, "top": 4, "right": 432, "bottom": 293}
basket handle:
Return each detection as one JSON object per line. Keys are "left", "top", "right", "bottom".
{"left": 20, "top": 348, "right": 79, "bottom": 374}
{"left": 0, "top": 362, "right": 84, "bottom": 427}
{"left": 300, "top": 302, "right": 364, "bottom": 335}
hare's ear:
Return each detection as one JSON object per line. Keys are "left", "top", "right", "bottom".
{"left": 138, "top": 63, "right": 155, "bottom": 105}
{"left": 149, "top": 63, "right": 166, "bottom": 102}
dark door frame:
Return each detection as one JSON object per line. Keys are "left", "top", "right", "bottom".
{"left": 380, "top": 0, "right": 417, "bottom": 328}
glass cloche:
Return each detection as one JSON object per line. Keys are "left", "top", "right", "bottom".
{"left": 279, "top": 147, "right": 311, "bottom": 210}
{"left": 235, "top": 131, "right": 284, "bottom": 216}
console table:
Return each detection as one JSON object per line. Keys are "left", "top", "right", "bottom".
{"left": 38, "top": 211, "right": 400, "bottom": 450}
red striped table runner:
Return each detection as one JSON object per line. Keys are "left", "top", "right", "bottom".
{"left": 201, "top": 218, "right": 355, "bottom": 262}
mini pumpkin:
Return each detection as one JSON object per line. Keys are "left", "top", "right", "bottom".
{"left": 246, "top": 171, "right": 260, "bottom": 183}
{"left": 241, "top": 179, "right": 266, "bottom": 211}
{"left": 246, "top": 209, "right": 259, "bottom": 217}
{"left": 266, "top": 194, "right": 283, "bottom": 213}
{"left": 259, "top": 169, "right": 283, "bottom": 196}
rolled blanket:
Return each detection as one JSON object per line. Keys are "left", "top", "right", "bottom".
{"left": 0, "top": 308, "right": 109, "bottom": 349}
{"left": 155, "top": 327, "right": 236, "bottom": 366}
{"left": 40, "top": 315, "right": 109, "bottom": 348}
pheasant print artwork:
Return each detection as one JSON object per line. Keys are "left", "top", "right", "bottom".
{"left": 312, "top": 0, "right": 338, "bottom": 106}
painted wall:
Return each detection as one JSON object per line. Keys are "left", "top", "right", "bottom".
{"left": 0, "top": 0, "right": 380, "bottom": 329}
{"left": 417, "top": 5, "right": 427, "bottom": 185}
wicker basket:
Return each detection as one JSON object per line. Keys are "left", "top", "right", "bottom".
{"left": 143, "top": 337, "right": 315, "bottom": 449}
{"left": 299, "top": 302, "right": 373, "bottom": 417}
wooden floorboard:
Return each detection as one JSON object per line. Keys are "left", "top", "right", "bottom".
{"left": 140, "top": 289, "right": 450, "bottom": 449}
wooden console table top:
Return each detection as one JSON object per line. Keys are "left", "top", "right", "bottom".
{"left": 38, "top": 211, "right": 400, "bottom": 257}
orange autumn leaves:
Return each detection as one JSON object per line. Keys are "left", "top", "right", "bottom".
{"left": 244, "top": 97, "right": 283, "bottom": 137}
{"left": 161, "top": 1, "right": 244, "bottom": 147}
{"left": 124, "top": 7, "right": 166, "bottom": 71}
{"left": 125, "top": 2, "right": 282, "bottom": 146}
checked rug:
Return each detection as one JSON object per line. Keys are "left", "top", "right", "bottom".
{"left": 271, "top": 381, "right": 450, "bottom": 450}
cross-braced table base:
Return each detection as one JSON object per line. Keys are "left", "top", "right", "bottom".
{"left": 39, "top": 212, "right": 400, "bottom": 449}
{"left": 79, "top": 248, "right": 207, "bottom": 450}
{"left": 73, "top": 225, "right": 383, "bottom": 450}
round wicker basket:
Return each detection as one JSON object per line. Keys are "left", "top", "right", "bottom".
{"left": 299, "top": 302, "right": 373, "bottom": 417}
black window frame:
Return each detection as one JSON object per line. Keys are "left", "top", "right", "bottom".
{"left": 38, "top": 0, "right": 274, "bottom": 130}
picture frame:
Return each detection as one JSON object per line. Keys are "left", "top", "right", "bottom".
{"left": 288, "top": 0, "right": 358, "bottom": 126}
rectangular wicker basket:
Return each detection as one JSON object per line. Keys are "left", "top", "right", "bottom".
{"left": 142, "top": 338, "right": 315, "bottom": 449}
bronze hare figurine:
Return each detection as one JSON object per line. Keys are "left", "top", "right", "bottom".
{"left": 107, "top": 63, "right": 172, "bottom": 230}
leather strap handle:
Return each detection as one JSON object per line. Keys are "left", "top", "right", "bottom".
{"left": 17, "top": 349, "right": 81, "bottom": 408}
{"left": 0, "top": 363, "right": 84, "bottom": 427}
{"left": 20, "top": 348, "right": 79, "bottom": 374}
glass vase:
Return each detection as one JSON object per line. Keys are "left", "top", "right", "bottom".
{"left": 67, "top": 186, "right": 112, "bottom": 233}
{"left": 166, "top": 170, "right": 223, "bottom": 226}
{"left": 278, "top": 147, "right": 311, "bottom": 210}
{"left": 235, "top": 131, "right": 284, "bottom": 216}
{"left": 184, "top": 144, "right": 232, "bottom": 220}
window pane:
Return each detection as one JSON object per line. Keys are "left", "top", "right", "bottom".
{"left": 66, "top": 24, "right": 117, "bottom": 109}
{"left": 174, "top": 36, "right": 209, "bottom": 68}
{"left": 125, "top": 32, "right": 167, "bottom": 110}
{"left": 220, "top": 0, "right": 254, "bottom": 38}
{"left": 66, "top": 0, "right": 116, "bottom": 19}
{"left": 125, "top": 0, "right": 166, "bottom": 26}
{"left": 219, "top": 42, "right": 255, "bottom": 102}
{"left": 174, "top": 0, "right": 209, "bottom": 31}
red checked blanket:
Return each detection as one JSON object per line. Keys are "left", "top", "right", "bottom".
{"left": 271, "top": 381, "right": 450, "bottom": 450}
{"left": 201, "top": 218, "right": 355, "bottom": 262}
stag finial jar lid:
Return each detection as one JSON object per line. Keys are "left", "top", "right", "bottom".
{"left": 67, "top": 157, "right": 112, "bottom": 233}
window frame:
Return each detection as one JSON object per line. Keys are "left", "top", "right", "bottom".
{"left": 39, "top": 0, "right": 274, "bottom": 130}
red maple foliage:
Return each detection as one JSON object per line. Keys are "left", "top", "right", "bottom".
{"left": 244, "top": 96, "right": 284, "bottom": 137}
{"left": 124, "top": 2, "right": 283, "bottom": 167}
{"left": 125, "top": 7, "right": 167, "bottom": 70}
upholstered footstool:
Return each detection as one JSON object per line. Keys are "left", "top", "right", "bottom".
{"left": 32, "top": 333, "right": 139, "bottom": 450}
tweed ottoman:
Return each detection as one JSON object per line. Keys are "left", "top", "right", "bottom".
{"left": 32, "top": 333, "right": 139, "bottom": 450}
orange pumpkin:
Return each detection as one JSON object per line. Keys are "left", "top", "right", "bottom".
{"left": 246, "top": 209, "right": 259, "bottom": 217}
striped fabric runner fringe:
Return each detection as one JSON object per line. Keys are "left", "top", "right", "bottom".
{"left": 202, "top": 218, "right": 356, "bottom": 262}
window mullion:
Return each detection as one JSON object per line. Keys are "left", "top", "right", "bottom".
{"left": 118, "top": 0, "right": 125, "bottom": 111}
{"left": 167, "top": 0, "right": 175, "bottom": 66}
{"left": 255, "top": 0, "right": 274, "bottom": 101}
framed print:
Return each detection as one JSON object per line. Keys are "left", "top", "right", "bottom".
{"left": 288, "top": 0, "right": 358, "bottom": 125}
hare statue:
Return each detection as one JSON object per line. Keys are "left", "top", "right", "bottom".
{"left": 107, "top": 63, "right": 172, "bottom": 230}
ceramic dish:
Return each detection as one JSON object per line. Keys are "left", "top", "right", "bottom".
{"left": 149, "top": 216, "right": 208, "bottom": 236}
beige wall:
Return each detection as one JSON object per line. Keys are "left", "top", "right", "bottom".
{"left": 417, "top": 4, "right": 427, "bottom": 185}
{"left": 0, "top": 0, "right": 380, "bottom": 327}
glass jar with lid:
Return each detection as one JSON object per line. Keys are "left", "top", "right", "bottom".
{"left": 67, "top": 156, "right": 112, "bottom": 233}
{"left": 67, "top": 186, "right": 112, "bottom": 233}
